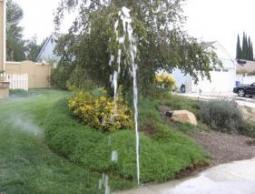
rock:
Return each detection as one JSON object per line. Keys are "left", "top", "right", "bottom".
{"left": 170, "top": 110, "right": 198, "bottom": 126}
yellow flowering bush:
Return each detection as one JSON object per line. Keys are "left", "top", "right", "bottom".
{"left": 68, "top": 91, "right": 133, "bottom": 132}
{"left": 155, "top": 72, "right": 176, "bottom": 89}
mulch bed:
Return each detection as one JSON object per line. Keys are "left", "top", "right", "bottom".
{"left": 192, "top": 130, "right": 255, "bottom": 165}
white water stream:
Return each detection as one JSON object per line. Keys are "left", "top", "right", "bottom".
{"left": 109, "top": 7, "right": 140, "bottom": 185}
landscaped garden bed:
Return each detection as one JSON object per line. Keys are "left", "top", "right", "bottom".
{"left": 44, "top": 90, "right": 209, "bottom": 189}
{"left": 1, "top": 90, "right": 255, "bottom": 193}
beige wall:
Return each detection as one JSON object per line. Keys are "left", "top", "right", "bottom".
{"left": 0, "top": 0, "right": 50, "bottom": 92}
{"left": 0, "top": 81, "right": 9, "bottom": 98}
{"left": 0, "top": 0, "right": 5, "bottom": 71}
{"left": 5, "top": 61, "right": 51, "bottom": 88}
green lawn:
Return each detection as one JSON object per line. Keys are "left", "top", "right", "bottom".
{"left": 0, "top": 90, "right": 109, "bottom": 194}
{"left": 0, "top": 90, "right": 208, "bottom": 193}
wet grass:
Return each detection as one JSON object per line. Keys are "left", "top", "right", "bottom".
{"left": 0, "top": 90, "right": 131, "bottom": 194}
{"left": 45, "top": 92, "right": 209, "bottom": 186}
{"left": 0, "top": 90, "right": 208, "bottom": 193}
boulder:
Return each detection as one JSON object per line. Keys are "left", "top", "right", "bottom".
{"left": 168, "top": 110, "right": 198, "bottom": 126}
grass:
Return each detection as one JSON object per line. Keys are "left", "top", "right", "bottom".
{"left": 158, "top": 94, "right": 200, "bottom": 117}
{"left": 0, "top": 89, "right": 209, "bottom": 193}
{"left": 44, "top": 92, "right": 209, "bottom": 186}
{"left": 0, "top": 90, "right": 129, "bottom": 194}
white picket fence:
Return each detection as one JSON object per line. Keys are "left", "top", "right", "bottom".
{"left": 6, "top": 74, "right": 28, "bottom": 91}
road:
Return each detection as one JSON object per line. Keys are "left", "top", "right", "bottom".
{"left": 235, "top": 97, "right": 255, "bottom": 108}
{"left": 177, "top": 93, "right": 255, "bottom": 108}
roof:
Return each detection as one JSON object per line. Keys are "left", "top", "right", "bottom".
{"left": 36, "top": 35, "right": 53, "bottom": 61}
{"left": 236, "top": 59, "right": 255, "bottom": 75}
{"left": 36, "top": 34, "right": 60, "bottom": 63}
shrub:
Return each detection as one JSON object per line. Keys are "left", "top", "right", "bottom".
{"left": 50, "top": 60, "right": 74, "bottom": 89}
{"left": 9, "top": 89, "right": 29, "bottom": 97}
{"left": 239, "top": 121, "right": 255, "bottom": 137}
{"left": 68, "top": 91, "right": 132, "bottom": 132}
{"left": 155, "top": 72, "right": 176, "bottom": 90}
{"left": 199, "top": 100, "right": 244, "bottom": 133}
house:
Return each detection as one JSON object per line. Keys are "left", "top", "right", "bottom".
{"left": 172, "top": 41, "right": 236, "bottom": 94}
{"left": 0, "top": 0, "right": 51, "bottom": 98}
{"left": 36, "top": 34, "right": 60, "bottom": 66}
{"left": 236, "top": 59, "right": 255, "bottom": 85}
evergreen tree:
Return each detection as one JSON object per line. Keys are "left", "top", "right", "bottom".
{"left": 239, "top": 32, "right": 254, "bottom": 60}
{"left": 236, "top": 34, "right": 242, "bottom": 59}
{"left": 250, "top": 41, "right": 254, "bottom": 60}
{"left": 248, "top": 37, "right": 254, "bottom": 60}
{"left": 242, "top": 32, "right": 248, "bottom": 59}
{"left": 248, "top": 37, "right": 251, "bottom": 60}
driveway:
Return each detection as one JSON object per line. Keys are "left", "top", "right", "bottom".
{"left": 116, "top": 158, "right": 255, "bottom": 194}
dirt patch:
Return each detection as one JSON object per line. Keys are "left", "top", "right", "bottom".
{"left": 160, "top": 105, "right": 255, "bottom": 165}
{"left": 192, "top": 130, "right": 255, "bottom": 165}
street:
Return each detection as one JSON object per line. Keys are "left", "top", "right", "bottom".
{"left": 177, "top": 93, "right": 255, "bottom": 108}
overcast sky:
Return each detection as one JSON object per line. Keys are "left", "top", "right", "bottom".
{"left": 15, "top": 0, "right": 255, "bottom": 57}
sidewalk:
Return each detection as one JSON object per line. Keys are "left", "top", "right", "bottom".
{"left": 116, "top": 158, "right": 255, "bottom": 194}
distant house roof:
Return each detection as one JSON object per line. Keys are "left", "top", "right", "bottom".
{"left": 236, "top": 59, "right": 255, "bottom": 75}
{"left": 36, "top": 34, "right": 60, "bottom": 64}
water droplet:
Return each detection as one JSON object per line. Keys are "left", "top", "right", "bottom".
{"left": 111, "top": 150, "right": 118, "bottom": 162}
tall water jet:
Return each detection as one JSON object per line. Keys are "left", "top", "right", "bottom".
{"left": 109, "top": 6, "right": 140, "bottom": 185}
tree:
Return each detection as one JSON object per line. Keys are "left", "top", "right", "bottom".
{"left": 54, "top": 0, "right": 219, "bottom": 93}
{"left": 236, "top": 35, "right": 241, "bottom": 59}
{"left": 242, "top": 32, "right": 248, "bottom": 59}
{"left": 250, "top": 42, "right": 254, "bottom": 60}
{"left": 237, "top": 32, "right": 254, "bottom": 61}
{"left": 248, "top": 37, "right": 254, "bottom": 60}
{"left": 6, "top": 0, "right": 26, "bottom": 61}
{"left": 25, "top": 37, "right": 43, "bottom": 62}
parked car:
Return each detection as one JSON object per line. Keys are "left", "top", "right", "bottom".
{"left": 233, "top": 82, "right": 255, "bottom": 97}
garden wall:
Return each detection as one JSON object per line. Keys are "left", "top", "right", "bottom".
{"left": 0, "top": 81, "right": 9, "bottom": 98}
{"left": 5, "top": 61, "right": 51, "bottom": 89}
